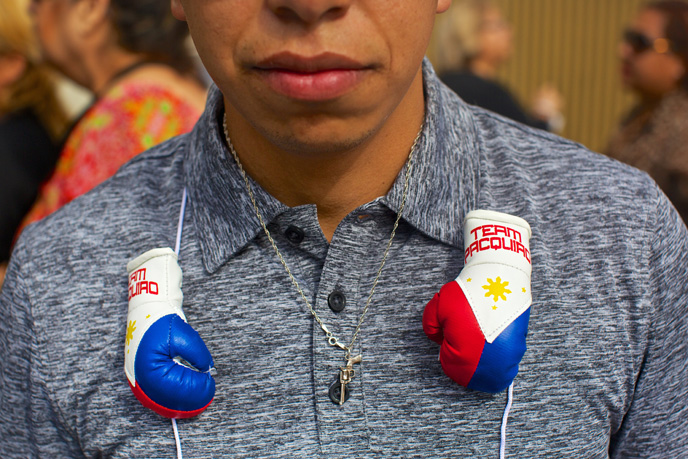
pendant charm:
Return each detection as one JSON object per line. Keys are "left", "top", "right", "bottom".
{"left": 328, "top": 377, "right": 350, "bottom": 405}
{"left": 328, "top": 354, "right": 362, "bottom": 405}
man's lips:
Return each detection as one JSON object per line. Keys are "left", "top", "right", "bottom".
{"left": 255, "top": 51, "right": 368, "bottom": 72}
{"left": 254, "top": 52, "right": 372, "bottom": 101}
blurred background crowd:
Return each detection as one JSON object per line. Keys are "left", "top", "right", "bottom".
{"left": 430, "top": 0, "right": 688, "bottom": 223}
{"left": 1, "top": 0, "right": 688, "bottom": 287}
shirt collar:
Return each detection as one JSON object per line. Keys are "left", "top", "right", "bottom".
{"left": 381, "top": 59, "right": 481, "bottom": 249}
{"left": 185, "top": 59, "right": 482, "bottom": 273}
{"left": 184, "top": 87, "right": 289, "bottom": 273}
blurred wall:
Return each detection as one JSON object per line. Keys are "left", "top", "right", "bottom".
{"left": 429, "top": 0, "right": 646, "bottom": 153}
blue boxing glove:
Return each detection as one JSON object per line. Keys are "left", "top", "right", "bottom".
{"left": 125, "top": 248, "right": 215, "bottom": 418}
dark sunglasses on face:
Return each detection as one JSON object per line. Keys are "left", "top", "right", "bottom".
{"left": 623, "top": 29, "right": 672, "bottom": 55}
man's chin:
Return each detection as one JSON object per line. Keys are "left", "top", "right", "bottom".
{"left": 261, "top": 125, "right": 378, "bottom": 157}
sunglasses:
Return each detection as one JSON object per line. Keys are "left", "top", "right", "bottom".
{"left": 623, "top": 29, "right": 672, "bottom": 55}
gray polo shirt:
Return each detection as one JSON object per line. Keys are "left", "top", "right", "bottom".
{"left": 2, "top": 61, "right": 687, "bottom": 458}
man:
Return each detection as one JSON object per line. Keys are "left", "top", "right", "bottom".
{"left": 1, "top": 0, "right": 686, "bottom": 457}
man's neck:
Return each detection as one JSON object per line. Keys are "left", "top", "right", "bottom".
{"left": 224, "top": 70, "right": 426, "bottom": 242}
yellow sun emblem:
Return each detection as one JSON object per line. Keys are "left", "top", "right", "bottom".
{"left": 126, "top": 320, "right": 137, "bottom": 347}
{"left": 482, "top": 277, "right": 512, "bottom": 302}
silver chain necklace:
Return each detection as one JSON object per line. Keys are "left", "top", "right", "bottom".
{"left": 222, "top": 113, "right": 421, "bottom": 404}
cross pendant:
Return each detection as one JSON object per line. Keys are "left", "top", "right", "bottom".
{"left": 328, "top": 354, "right": 362, "bottom": 405}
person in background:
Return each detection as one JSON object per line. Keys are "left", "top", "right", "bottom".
{"left": 0, "top": 0, "right": 69, "bottom": 287}
{"left": 606, "top": 0, "right": 688, "bottom": 223}
{"left": 433, "top": 0, "right": 564, "bottom": 132}
{"left": 19, "top": 0, "right": 207, "bottom": 230}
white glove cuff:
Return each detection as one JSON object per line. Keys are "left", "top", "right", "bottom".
{"left": 125, "top": 248, "right": 186, "bottom": 385}
{"left": 457, "top": 210, "right": 532, "bottom": 343}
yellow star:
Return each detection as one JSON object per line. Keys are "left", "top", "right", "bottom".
{"left": 125, "top": 320, "right": 137, "bottom": 347}
{"left": 522, "top": 287, "right": 527, "bottom": 293}
{"left": 467, "top": 278, "right": 472, "bottom": 282}
{"left": 482, "top": 277, "right": 512, "bottom": 302}
{"left": 492, "top": 305, "right": 498, "bottom": 310}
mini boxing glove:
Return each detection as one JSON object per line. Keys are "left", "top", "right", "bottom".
{"left": 125, "top": 248, "right": 215, "bottom": 418}
{"left": 423, "top": 210, "right": 532, "bottom": 393}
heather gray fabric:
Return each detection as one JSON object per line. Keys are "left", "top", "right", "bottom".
{"left": 2, "top": 60, "right": 687, "bottom": 458}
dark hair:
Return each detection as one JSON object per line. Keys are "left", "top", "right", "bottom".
{"left": 108, "top": 0, "right": 195, "bottom": 76}
{"left": 646, "top": 0, "right": 688, "bottom": 90}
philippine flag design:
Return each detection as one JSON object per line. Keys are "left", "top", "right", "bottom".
{"left": 423, "top": 210, "right": 532, "bottom": 393}
{"left": 125, "top": 248, "right": 215, "bottom": 418}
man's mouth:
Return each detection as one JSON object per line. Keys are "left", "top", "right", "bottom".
{"left": 254, "top": 52, "right": 372, "bottom": 101}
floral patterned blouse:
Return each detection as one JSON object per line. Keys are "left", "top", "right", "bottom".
{"left": 21, "top": 81, "right": 203, "bottom": 228}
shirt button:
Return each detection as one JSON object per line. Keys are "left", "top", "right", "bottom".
{"left": 328, "top": 291, "right": 346, "bottom": 312}
{"left": 285, "top": 225, "right": 305, "bottom": 244}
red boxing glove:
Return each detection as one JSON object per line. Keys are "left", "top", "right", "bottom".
{"left": 423, "top": 210, "right": 532, "bottom": 393}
